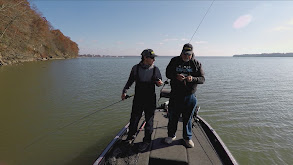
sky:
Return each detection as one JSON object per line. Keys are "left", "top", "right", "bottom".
{"left": 30, "top": 0, "right": 293, "bottom": 56}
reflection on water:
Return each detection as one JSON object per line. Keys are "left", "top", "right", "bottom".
{"left": 0, "top": 57, "right": 293, "bottom": 165}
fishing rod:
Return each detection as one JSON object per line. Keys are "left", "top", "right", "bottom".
{"left": 24, "top": 94, "right": 134, "bottom": 150}
{"left": 189, "top": 0, "right": 215, "bottom": 43}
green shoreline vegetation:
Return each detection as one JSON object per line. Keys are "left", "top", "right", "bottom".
{"left": 0, "top": 0, "right": 79, "bottom": 66}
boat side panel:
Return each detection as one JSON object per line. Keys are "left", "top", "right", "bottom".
{"left": 197, "top": 116, "right": 238, "bottom": 165}
{"left": 188, "top": 122, "right": 223, "bottom": 165}
{"left": 93, "top": 123, "right": 130, "bottom": 165}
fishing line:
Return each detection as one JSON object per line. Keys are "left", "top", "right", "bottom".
{"left": 189, "top": 0, "right": 215, "bottom": 43}
{"left": 24, "top": 94, "right": 134, "bottom": 150}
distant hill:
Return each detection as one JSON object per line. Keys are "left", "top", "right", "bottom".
{"left": 0, "top": 0, "right": 79, "bottom": 66}
{"left": 233, "top": 53, "right": 293, "bottom": 57}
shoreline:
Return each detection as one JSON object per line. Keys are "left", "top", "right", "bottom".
{"left": 233, "top": 53, "right": 293, "bottom": 57}
{"left": 0, "top": 56, "right": 71, "bottom": 66}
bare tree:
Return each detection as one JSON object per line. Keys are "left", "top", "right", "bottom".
{"left": 0, "top": 1, "right": 26, "bottom": 40}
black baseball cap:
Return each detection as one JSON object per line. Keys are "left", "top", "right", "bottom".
{"left": 141, "top": 49, "right": 157, "bottom": 58}
{"left": 182, "top": 43, "right": 193, "bottom": 55}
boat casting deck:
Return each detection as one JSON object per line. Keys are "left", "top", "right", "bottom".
{"left": 103, "top": 110, "right": 225, "bottom": 165}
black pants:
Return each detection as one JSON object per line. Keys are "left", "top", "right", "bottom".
{"left": 127, "top": 95, "right": 156, "bottom": 143}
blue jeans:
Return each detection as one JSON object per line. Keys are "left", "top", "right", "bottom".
{"left": 167, "top": 94, "right": 197, "bottom": 140}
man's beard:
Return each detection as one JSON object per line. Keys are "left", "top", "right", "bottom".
{"left": 182, "top": 58, "right": 190, "bottom": 62}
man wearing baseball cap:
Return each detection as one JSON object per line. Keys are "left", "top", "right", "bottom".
{"left": 121, "top": 49, "right": 163, "bottom": 151}
{"left": 164, "top": 43, "right": 205, "bottom": 148}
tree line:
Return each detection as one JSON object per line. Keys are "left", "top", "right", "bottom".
{"left": 0, "top": 0, "right": 79, "bottom": 65}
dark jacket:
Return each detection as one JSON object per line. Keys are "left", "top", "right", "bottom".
{"left": 166, "top": 56, "right": 205, "bottom": 96}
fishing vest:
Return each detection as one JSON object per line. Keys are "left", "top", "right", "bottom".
{"left": 134, "top": 64, "right": 157, "bottom": 99}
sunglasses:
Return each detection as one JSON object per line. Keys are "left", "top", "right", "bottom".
{"left": 184, "top": 53, "right": 192, "bottom": 56}
{"left": 147, "top": 56, "right": 155, "bottom": 59}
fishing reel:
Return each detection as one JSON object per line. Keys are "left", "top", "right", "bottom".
{"left": 125, "top": 95, "right": 132, "bottom": 99}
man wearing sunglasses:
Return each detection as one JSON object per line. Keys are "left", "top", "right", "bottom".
{"left": 121, "top": 49, "right": 163, "bottom": 151}
{"left": 164, "top": 43, "right": 205, "bottom": 148}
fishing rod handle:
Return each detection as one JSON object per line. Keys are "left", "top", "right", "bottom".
{"left": 125, "top": 94, "right": 134, "bottom": 99}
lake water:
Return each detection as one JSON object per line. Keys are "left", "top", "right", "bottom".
{"left": 0, "top": 57, "right": 292, "bottom": 165}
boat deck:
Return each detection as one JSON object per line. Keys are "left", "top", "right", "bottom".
{"left": 102, "top": 110, "right": 225, "bottom": 165}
